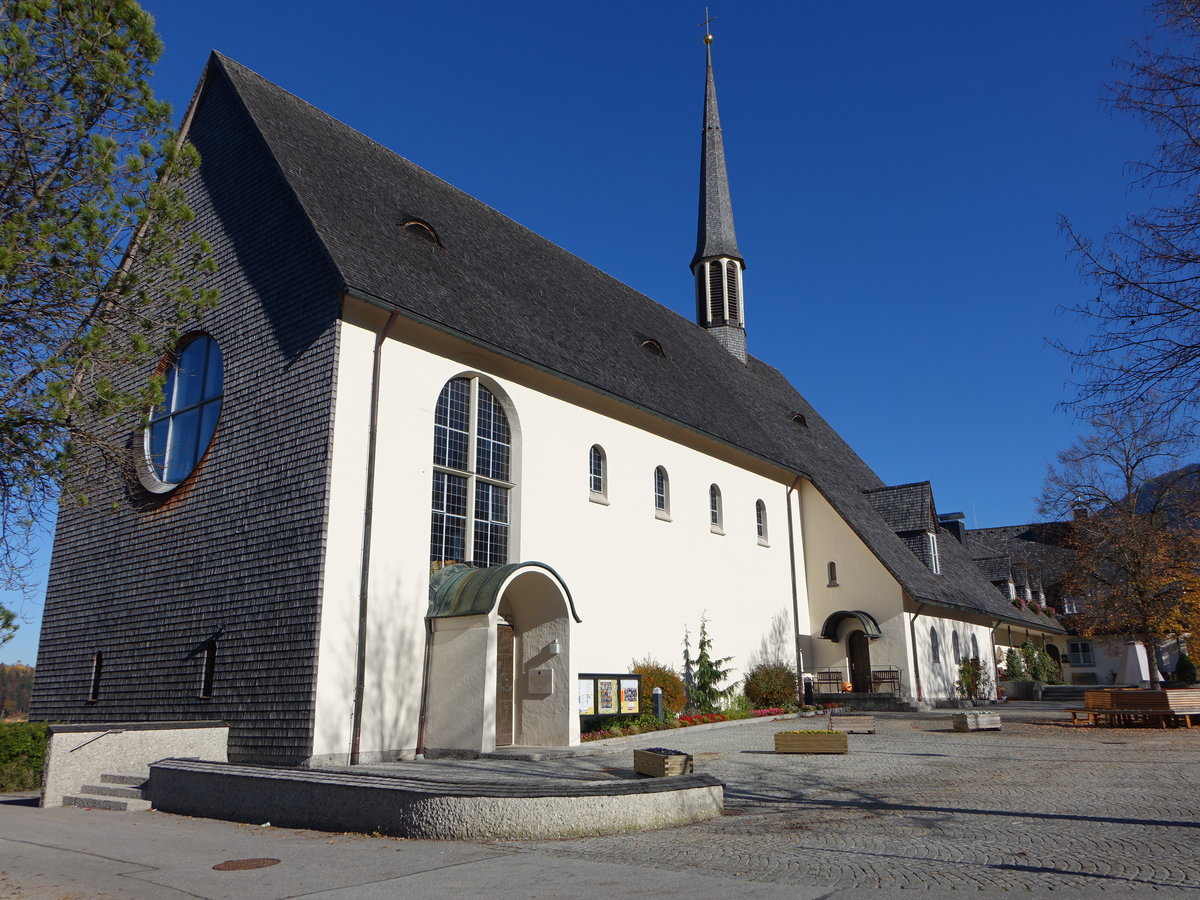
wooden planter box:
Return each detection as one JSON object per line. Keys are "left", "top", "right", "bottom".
{"left": 953, "top": 713, "right": 1001, "bottom": 732}
{"left": 774, "top": 731, "right": 849, "bottom": 754}
{"left": 828, "top": 715, "right": 875, "bottom": 734}
{"left": 633, "top": 749, "right": 694, "bottom": 777}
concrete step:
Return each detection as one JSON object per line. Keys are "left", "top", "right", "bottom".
{"left": 79, "top": 783, "right": 147, "bottom": 800}
{"left": 61, "top": 794, "right": 152, "bottom": 812}
{"left": 100, "top": 773, "right": 149, "bottom": 787}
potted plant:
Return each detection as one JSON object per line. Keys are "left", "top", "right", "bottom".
{"left": 633, "top": 747, "right": 694, "bottom": 777}
{"left": 774, "top": 730, "right": 849, "bottom": 754}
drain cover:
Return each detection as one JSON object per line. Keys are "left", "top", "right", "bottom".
{"left": 212, "top": 858, "right": 281, "bottom": 871}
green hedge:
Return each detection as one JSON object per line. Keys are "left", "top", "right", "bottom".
{"left": 0, "top": 722, "right": 48, "bottom": 792}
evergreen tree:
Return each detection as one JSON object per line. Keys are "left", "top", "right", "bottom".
{"left": 0, "top": 0, "right": 216, "bottom": 637}
{"left": 691, "top": 614, "right": 734, "bottom": 713}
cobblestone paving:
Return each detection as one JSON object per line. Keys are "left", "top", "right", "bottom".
{"left": 475, "top": 710, "right": 1200, "bottom": 892}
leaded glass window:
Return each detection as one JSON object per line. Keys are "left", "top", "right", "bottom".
{"left": 756, "top": 500, "right": 767, "bottom": 542}
{"left": 709, "top": 484, "right": 723, "bottom": 530}
{"left": 430, "top": 377, "right": 514, "bottom": 568}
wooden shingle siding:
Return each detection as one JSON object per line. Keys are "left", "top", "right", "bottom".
{"left": 29, "top": 64, "right": 343, "bottom": 764}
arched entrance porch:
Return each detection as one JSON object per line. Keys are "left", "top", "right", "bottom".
{"left": 422, "top": 563, "right": 581, "bottom": 755}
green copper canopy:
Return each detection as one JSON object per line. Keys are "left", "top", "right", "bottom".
{"left": 427, "top": 562, "right": 582, "bottom": 622}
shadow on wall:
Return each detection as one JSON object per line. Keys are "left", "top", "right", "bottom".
{"left": 316, "top": 572, "right": 422, "bottom": 765}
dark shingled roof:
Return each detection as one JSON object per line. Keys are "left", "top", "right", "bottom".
{"left": 201, "top": 53, "right": 1062, "bottom": 635}
{"left": 865, "top": 482, "right": 936, "bottom": 534}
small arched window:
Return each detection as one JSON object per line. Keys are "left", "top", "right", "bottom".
{"left": 970, "top": 634, "right": 980, "bottom": 661}
{"left": 930, "top": 628, "right": 940, "bottom": 664}
{"left": 144, "top": 334, "right": 223, "bottom": 492}
{"left": 654, "top": 466, "right": 670, "bottom": 518}
{"left": 709, "top": 484, "right": 723, "bottom": 532}
{"left": 952, "top": 630, "right": 961, "bottom": 663}
{"left": 589, "top": 444, "right": 606, "bottom": 499}
{"left": 827, "top": 561, "right": 838, "bottom": 586}
{"left": 755, "top": 500, "right": 768, "bottom": 544}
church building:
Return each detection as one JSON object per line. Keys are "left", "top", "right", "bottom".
{"left": 30, "top": 40, "right": 1065, "bottom": 764}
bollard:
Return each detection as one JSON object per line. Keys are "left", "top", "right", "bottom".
{"left": 652, "top": 686, "right": 664, "bottom": 721}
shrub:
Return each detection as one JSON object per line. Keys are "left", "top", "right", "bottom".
{"left": 1175, "top": 651, "right": 1197, "bottom": 684}
{"left": 1021, "top": 640, "right": 1061, "bottom": 683}
{"left": 631, "top": 658, "right": 687, "bottom": 716}
{"left": 0, "top": 721, "right": 47, "bottom": 792}
{"left": 1003, "top": 647, "right": 1025, "bottom": 680}
{"left": 743, "top": 661, "right": 798, "bottom": 709}
{"left": 955, "top": 657, "right": 992, "bottom": 701}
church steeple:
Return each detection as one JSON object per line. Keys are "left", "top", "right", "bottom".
{"left": 691, "top": 28, "right": 746, "bottom": 363}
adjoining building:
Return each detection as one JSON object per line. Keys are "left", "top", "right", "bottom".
{"left": 30, "top": 40, "right": 1064, "bottom": 764}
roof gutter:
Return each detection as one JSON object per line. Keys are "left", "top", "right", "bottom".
{"left": 786, "top": 475, "right": 807, "bottom": 706}
{"left": 908, "top": 602, "right": 927, "bottom": 703}
{"left": 349, "top": 306, "right": 401, "bottom": 765}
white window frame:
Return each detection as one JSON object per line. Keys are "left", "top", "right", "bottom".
{"left": 140, "top": 333, "right": 223, "bottom": 493}
{"left": 755, "top": 500, "right": 769, "bottom": 546}
{"left": 588, "top": 444, "right": 608, "bottom": 504}
{"left": 654, "top": 466, "right": 671, "bottom": 521}
{"left": 709, "top": 484, "right": 724, "bottom": 534}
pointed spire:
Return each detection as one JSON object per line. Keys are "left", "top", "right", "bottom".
{"left": 690, "top": 27, "right": 747, "bottom": 363}
{"left": 691, "top": 35, "right": 742, "bottom": 268}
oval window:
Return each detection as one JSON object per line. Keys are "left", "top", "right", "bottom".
{"left": 143, "top": 335, "right": 223, "bottom": 491}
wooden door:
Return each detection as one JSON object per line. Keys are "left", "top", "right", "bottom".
{"left": 848, "top": 630, "right": 872, "bottom": 693}
{"left": 495, "top": 622, "right": 514, "bottom": 746}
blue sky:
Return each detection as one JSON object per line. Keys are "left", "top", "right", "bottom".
{"left": 0, "top": 2, "right": 1165, "bottom": 663}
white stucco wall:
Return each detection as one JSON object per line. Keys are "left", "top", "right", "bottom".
{"left": 797, "top": 482, "right": 912, "bottom": 692}
{"left": 313, "top": 303, "right": 811, "bottom": 759}
{"left": 912, "top": 613, "right": 997, "bottom": 700}
{"left": 311, "top": 317, "right": 375, "bottom": 762}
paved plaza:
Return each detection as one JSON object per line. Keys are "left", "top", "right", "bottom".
{"left": 2, "top": 704, "right": 1198, "bottom": 897}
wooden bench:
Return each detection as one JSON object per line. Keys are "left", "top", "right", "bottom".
{"left": 1068, "top": 708, "right": 1200, "bottom": 728}
{"left": 815, "top": 671, "right": 846, "bottom": 693}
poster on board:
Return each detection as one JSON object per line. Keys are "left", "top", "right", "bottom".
{"left": 578, "top": 678, "right": 595, "bottom": 715}
{"left": 620, "top": 678, "right": 639, "bottom": 714}
{"left": 597, "top": 678, "right": 617, "bottom": 714}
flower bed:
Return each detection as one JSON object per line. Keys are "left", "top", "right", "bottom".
{"left": 678, "top": 713, "right": 727, "bottom": 726}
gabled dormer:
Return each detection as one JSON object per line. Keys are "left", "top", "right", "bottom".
{"left": 864, "top": 481, "right": 942, "bottom": 574}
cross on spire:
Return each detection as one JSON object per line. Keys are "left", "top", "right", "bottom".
{"left": 699, "top": 8, "right": 715, "bottom": 44}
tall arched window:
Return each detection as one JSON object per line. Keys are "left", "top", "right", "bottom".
{"left": 971, "top": 634, "right": 980, "bottom": 660}
{"left": 589, "top": 444, "right": 606, "bottom": 498}
{"left": 709, "top": 484, "right": 723, "bottom": 531}
{"left": 930, "top": 627, "right": 941, "bottom": 664}
{"left": 144, "top": 334, "right": 223, "bottom": 491}
{"left": 827, "top": 561, "right": 839, "bottom": 586}
{"left": 755, "top": 500, "right": 768, "bottom": 544}
{"left": 430, "top": 376, "right": 513, "bottom": 568}
{"left": 653, "top": 466, "right": 670, "bottom": 518}
{"left": 952, "top": 630, "right": 961, "bottom": 663}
